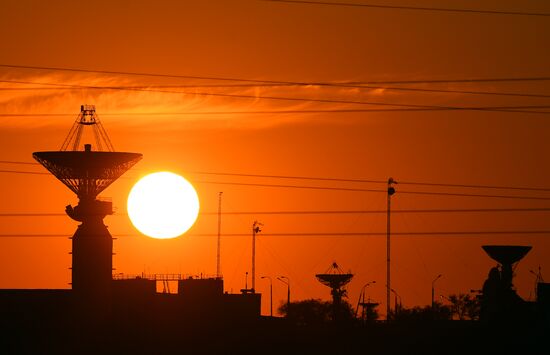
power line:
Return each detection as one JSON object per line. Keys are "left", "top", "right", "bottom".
{"left": 4, "top": 168, "right": 384, "bottom": 192}
{"left": 1, "top": 107, "right": 550, "bottom": 116}
{"left": 399, "top": 180, "right": 550, "bottom": 192}
{"left": 3, "top": 82, "right": 550, "bottom": 100}
{"left": 0, "top": 160, "right": 37, "bottom": 165}
{"left": 2, "top": 162, "right": 550, "bottom": 196}
{"left": 1, "top": 169, "right": 546, "bottom": 199}
{"left": 4, "top": 79, "right": 550, "bottom": 115}
{"left": 3, "top": 63, "right": 550, "bottom": 85}
{"left": 180, "top": 231, "right": 550, "bottom": 236}
{"left": 191, "top": 171, "right": 386, "bottom": 184}
{"left": 2, "top": 159, "right": 550, "bottom": 193}
{"left": 397, "top": 189, "right": 550, "bottom": 201}
{"left": 0, "top": 84, "right": 293, "bottom": 90}
{"left": 346, "top": 85, "right": 550, "bottom": 99}
{"left": 194, "top": 180, "right": 550, "bottom": 200}
{"left": 2, "top": 159, "right": 550, "bottom": 192}
{"left": 0, "top": 169, "right": 49, "bottom": 175}
{"left": 0, "top": 213, "right": 65, "bottom": 216}
{"left": 356, "top": 78, "right": 550, "bottom": 85}
{"left": 0, "top": 208, "right": 549, "bottom": 217}
{"left": 261, "top": 0, "right": 550, "bottom": 17}
{"left": 5, "top": 109, "right": 549, "bottom": 116}
{"left": 0, "top": 230, "right": 548, "bottom": 237}
{"left": 196, "top": 180, "right": 385, "bottom": 193}
{"left": 191, "top": 174, "right": 543, "bottom": 195}
{"left": 194, "top": 207, "right": 550, "bottom": 214}
{"left": 0, "top": 79, "right": 470, "bottom": 111}
{"left": 4, "top": 158, "right": 550, "bottom": 193}
{"left": 0, "top": 64, "right": 289, "bottom": 85}
{"left": 174, "top": 171, "right": 550, "bottom": 193}
{"left": 1, "top": 167, "right": 550, "bottom": 199}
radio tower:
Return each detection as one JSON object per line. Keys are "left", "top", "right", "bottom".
{"left": 33, "top": 105, "right": 142, "bottom": 311}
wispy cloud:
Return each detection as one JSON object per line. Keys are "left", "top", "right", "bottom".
{"left": 2, "top": 69, "right": 531, "bottom": 130}
{"left": 0, "top": 70, "right": 407, "bottom": 129}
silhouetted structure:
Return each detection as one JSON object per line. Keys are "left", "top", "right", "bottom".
{"left": 33, "top": 105, "right": 141, "bottom": 316}
{"left": 538, "top": 282, "right": 550, "bottom": 328}
{"left": 358, "top": 301, "right": 379, "bottom": 324}
{"left": 0, "top": 106, "right": 261, "bottom": 329}
{"left": 356, "top": 280, "right": 378, "bottom": 323}
{"left": 316, "top": 262, "right": 353, "bottom": 322}
{"left": 480, "top": 245, "right": 532, "bottom": 323}
{"left": 111, "top": 274, "right": 261, "bottom": 322}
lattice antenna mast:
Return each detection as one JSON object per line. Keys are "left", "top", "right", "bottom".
{"left": 61, "top": 105, "right": 115, "bottom": 152}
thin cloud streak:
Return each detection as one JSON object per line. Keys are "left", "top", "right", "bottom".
{"left": 0, "top": 70, "right": 546, "bottom": 130}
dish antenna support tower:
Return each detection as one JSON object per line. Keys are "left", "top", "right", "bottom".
{"left": 33, "top": 105, "right": 142, "bottom": 310}
{"left": 316, "top": 262, "right": 354, "bottom": 322}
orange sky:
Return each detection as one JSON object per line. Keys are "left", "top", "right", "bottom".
{"left": 1, "top": 0, "right": 550, "bottom": 317}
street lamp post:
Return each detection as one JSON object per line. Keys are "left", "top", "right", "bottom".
{"left": 261, "top": 276, "right": 273, "bottom": 317}
{"left": 277, "top": 276, "right": 290, "bottom": 309}
{"left": 432, "top": 274, "right": 442, "bottom": 308}
{"left": 390, "top": 288, "right": 401, "bottom": 317}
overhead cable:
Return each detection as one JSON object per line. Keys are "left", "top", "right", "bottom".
{"left": 0, "top": 207, "right": 549, "bottom": 217}
{"left": 1, "top": 167, "right": 550, "bottom": 199}
{"left": 2, "top": 63, "right": 550, "bottom": 85}
{"left": 0, "top": 230, "right": 548, "bottom": 237}
{"left": 262, "top": 0, "right": 550, "bottom": 17}
{"left": 1, "top": 80, "right": 550, "bottom": 115}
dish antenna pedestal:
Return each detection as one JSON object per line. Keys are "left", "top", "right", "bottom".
{"left": 33, "top": 105, "right": 142, "bottom": 308}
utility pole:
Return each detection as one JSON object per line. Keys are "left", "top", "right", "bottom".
{"left": 252, "top": 221, "right": 262, "bottom": 293}
{"left": 216, "top": 192, "right": 223, "bottom": 279}
{"left": 386, "top": 177, "right": 396, "bottom": 321}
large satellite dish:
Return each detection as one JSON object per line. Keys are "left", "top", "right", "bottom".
{"left": 32, "top": 105, "right": 142, "bottom": 300}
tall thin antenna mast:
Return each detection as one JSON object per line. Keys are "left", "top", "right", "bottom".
{"left": 386, "top": 177, "right": 396, "bottom": 321}
{"left": 216, "top": 192, "right": 223, "bottom": 279}
{"left": 252, "top": 221, "right": 263, "bottom": 293}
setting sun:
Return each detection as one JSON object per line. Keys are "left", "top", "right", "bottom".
{"left": 127, "top": 172, "right": 200, "bottom": 239}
